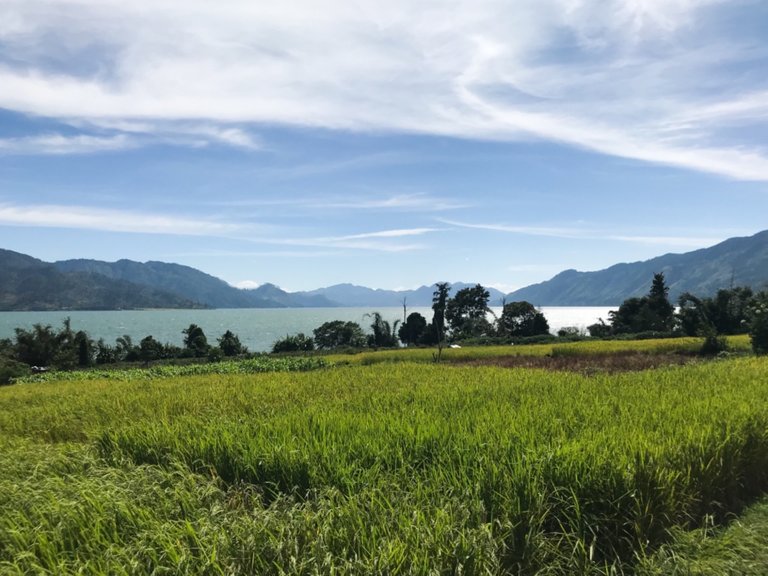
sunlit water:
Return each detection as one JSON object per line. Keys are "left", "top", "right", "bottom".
{"left": 0, "top": 306, "right": 616, "bottom": 353}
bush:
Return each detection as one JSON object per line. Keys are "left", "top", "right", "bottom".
{"left": 700, "top": 332, "right": 728, "bottom": 356}
{"left": 272, "top": 333, "right": 315, "bottom": 354}
{"left": 748, "top": 296, "right": 768, "bottom": 354}
{"left": 0, "top": 357, "right": 30, "bottom": 385}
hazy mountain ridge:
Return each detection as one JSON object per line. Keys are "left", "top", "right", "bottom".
{"left": 3, "top": 229, "right": 766, "bottom": 310}
{"left": 298, "top": 283, "right": 508, "bottom": 308}
{"left": 506, "top": 230, "right": 768, "bottom": 305}
{"left": 0, "top": 250, "right": 201, "bottom": 311}
{"left": 53, "top": 259, "right": 337, "bottom": 309}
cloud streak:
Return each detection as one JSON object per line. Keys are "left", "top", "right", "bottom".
{"left": 0, "top": 203, "right": 240, "bottom": 236}
{"left": 0, "top": 1, "right": 766, "bottom": 178}
{"left": 440, "top": 218, "right": 729, "bottom": 249}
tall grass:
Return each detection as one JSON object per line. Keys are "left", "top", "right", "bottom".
{"left": 0, "top": 355, "right": 766, "bottom": 573}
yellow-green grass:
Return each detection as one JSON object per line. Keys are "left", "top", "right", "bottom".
{"left": 326, "top": 334, "right": 752, "bottom": 365}
{"left": 0, "top": 355, "right": 766, "bottom": 574}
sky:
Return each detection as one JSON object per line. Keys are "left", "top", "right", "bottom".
{"left": 0, "top": 0, "right": 767, "bottom": 293}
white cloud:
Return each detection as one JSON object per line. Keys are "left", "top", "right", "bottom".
{"left": 1, "top": 0, "right": 767, "bottom": 178}
{"left": 441, "top": 218, "right": 728, "bottom": 248}
{"left": 0, "top": 203, "right": 239, "bottom": 236}
{"left": 237, "top": 227, "right": 439, "bottom": 252}
{"left": 232, "top": 280, "right": 262, "bottom": 289}
{"left": 338, "top": 228, "right": 439, "bottom": 240}
{"left": 0, "top": 133, "right": 136, "bottom": 155}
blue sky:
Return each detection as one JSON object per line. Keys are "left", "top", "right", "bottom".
{"left": 0, "top": 0, "right": 766, "bottom": 292}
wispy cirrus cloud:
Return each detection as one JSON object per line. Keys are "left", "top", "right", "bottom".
{"left": 440, "top": 218, "right": 729, "bottom": 249}
{"left": 242, "top": 227, "right": 440, "bottom": 252}
{"left": 0, "top": 0, "right": 766, "bottom": 178}
{"left": 192, "top": 193, "right": 468, "bottom": 213}
{"left": 0, "top": 133, "right": 136, "bottom": 155}
{"left": 0, "top": 203, "right": 240, "bottom": 236}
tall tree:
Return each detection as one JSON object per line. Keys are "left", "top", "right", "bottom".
{"left": 431, "top": 282, "right": 451, "bottom": 343}
{"left": 445, "top": 284, "right": 492, "bottom": 339}
{"left": 610, "top": 273, "right": 675, "bottom": 333}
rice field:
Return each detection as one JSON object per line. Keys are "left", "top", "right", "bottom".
{"left": 0, "top": 341, "right": 766, "bottom": 574}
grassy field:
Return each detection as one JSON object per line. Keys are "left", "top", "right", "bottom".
{"left": 326, "top": 334, "right": 752, "bottom": 365}
{"left": 0, "top": 339, "right": 766, "bottom": 574}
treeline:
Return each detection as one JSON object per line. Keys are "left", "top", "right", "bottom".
{"left": 586, "top": 273, "right": 768, "bottom": 354}
{"left": 272, "top": 283, "right": 551, "bottom": 353}
{"left": 3, "top": 275, "right": 766, "bottom": 383}
{"left": 0, "top": 321, "right": 248, "bottom": 384}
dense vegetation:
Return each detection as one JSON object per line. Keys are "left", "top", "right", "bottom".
{"left": 1, "top": 349, "right": 767, "bottom": 574}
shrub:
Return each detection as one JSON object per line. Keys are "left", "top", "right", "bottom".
{"left": 748, "top": 295, "right": 768, "bottom": 354}
{"left": 272, "top": 333, "right": 315, "bottom": 354}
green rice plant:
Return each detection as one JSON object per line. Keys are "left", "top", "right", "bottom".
{"left": 11, "top": 355, "right": 328, "bottom": 385}
{"left": 1, "top": 356, "right": 767, "bottom": 574}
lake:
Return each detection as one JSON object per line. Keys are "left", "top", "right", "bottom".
{"left": 0, "top": 307, "right": 616, "bottom": 353}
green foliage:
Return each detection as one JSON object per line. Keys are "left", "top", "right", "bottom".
{"left": 699, "top": 329, "right": 728, "bottom": 357}
{"left": 498, "top": 301, "right": 550, "bottom": 337}
{"left": 139, "top": 335, "right": 164, "bottom": 365}
{"left": 312, "top": 321, "right": 367, "bottom": 350}
{"left": 445, "top": 284, "right": 492, "bottom": 339}
{"left": 182, "top": 323, "right": 209, "bottom": 358}
{"left": 678, "top": 287, "right": 754, "bottom": 337}
{"left": 364, "top": 312, "right": 399, "bottom": 348}
{"left": 14, "top": 356, "right": 328, "bottom": 384}
{"left": 0, "top": 357, "right": 29, "bottom": 385}
{"left": 587, "top": 319, "right": 612, "bottom": 338}
{"left": 1, "top": 356, "right": 768, "bottom": 573}
{"left": 13, "top": 323, "right": 60, "bottom": 366}
{"left": 217, "top": 330, "right": 247, "bottom": 357}
{"left": 397, "top": 312, "right": 427, "bottom": 346}
{"left": 271, "top": 333, "right": 315, "bottom": 353}
{"left": 431, "top": 282, "right": 450, "bottom": 342}
{"left": 611, "top": 273, "right": 676, "bottom": 334}
{"left": 748, "top": 292, "right": 768, "bottom": 354}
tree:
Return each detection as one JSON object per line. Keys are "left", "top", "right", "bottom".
{"left": 587, "top": 319, "right": 611, "bottom": 338}
{"left": 497, "top": 301, "right": 550, "bottom": 338}
{"left": 115, "top": 335, "right": 139, "bottom": 362}
{"left": 610, "top": 273, "right": 676, "bottom": 334}
{"left": 74, "top": 330, "right": 94, "bottom": 367}
{"left": 272, "top": 333, "right": 315, "bottom": 353}
{"left": 431, "top": 282, "right": 451, "bottom": 342}
{"left": 748, "top": 291, "right": 768, "bottom": 354}
{"left": 445, "top": 284, "right": 492, "bottom": 339}
{"left": 182, "top": 324, "right": 209, "bottom": 357}
{"left": 95, "top": 339, "right": 119, "bottom": 364}
{"left": 398, "top": 312, "right": 427, "bottom": 346}
{"left": 217, "top": 330, "right": 247, "bottom": 357}
{"left": 365, "top": 312, "right": 400, "bottom": 348}
{"left": 647, "top": 272, "right": 675, "bottom": 331}
{"left": 312, "top": 321, "right": 367, "bottom": 350}
{"left": 139, "top": 335, "right": 164, "bottom": 365}
{"left": 14, "top": 324, "right": 59, "bottom": 367}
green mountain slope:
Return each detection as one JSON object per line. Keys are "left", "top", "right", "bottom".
{"left": 506, "top": 230, "right": 768, "bottom": 305}
{"left": 53, "top": 259, "right": 337, "bottom": 308}
{"left": 0, "top": 250, "right": 201, "bottom": 311}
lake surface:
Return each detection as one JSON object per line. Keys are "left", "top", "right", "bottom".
{"left": 0, "top": 307, "right": 616, "bottom": 353}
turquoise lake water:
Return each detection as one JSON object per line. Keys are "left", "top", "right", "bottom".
{"left": 0, "top": 307, "right": 615, "bottom": 353}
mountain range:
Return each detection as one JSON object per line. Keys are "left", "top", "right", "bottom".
{"left": 507, "top": 229, "right": 768, "bottom": 305}
{"left": 1, "top": 229, "right": 767, "bottom": 310}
